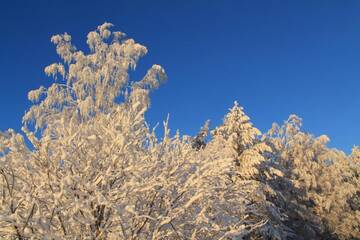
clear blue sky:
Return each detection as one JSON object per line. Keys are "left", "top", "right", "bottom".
{"left": 0, "top": 0, "right": 359, "bottom": 152}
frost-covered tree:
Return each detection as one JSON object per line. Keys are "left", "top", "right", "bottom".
{"left": 266, "top": 115, "right": 360, "bottom": 239}
{"left": 0, "top": 22, "right": 358, "bottom": 240}
{"left": 211, "top": 102, "right": 271, "bottom": 180}
{"left": 191, "top": 120, "right": 210, "bottom": 150}
{"left": 209, "top": 103, "right": 294, "bottom": 240}
{"left": 0, "top": 23, "right": 265, "bottom": 239}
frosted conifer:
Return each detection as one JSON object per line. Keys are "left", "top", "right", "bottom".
{"left": 212, "top": 101, "right": 271, "bottom": 180}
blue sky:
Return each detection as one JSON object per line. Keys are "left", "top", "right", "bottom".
{"left": 0, "top": 0, "right": 359, "bottom": 152}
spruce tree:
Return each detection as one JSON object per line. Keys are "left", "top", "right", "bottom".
{"left": 191, "top": 120, "right": 210, "bottom": 150}
{"left": 212, "top": 101, "right": 270, "bottom": 180}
